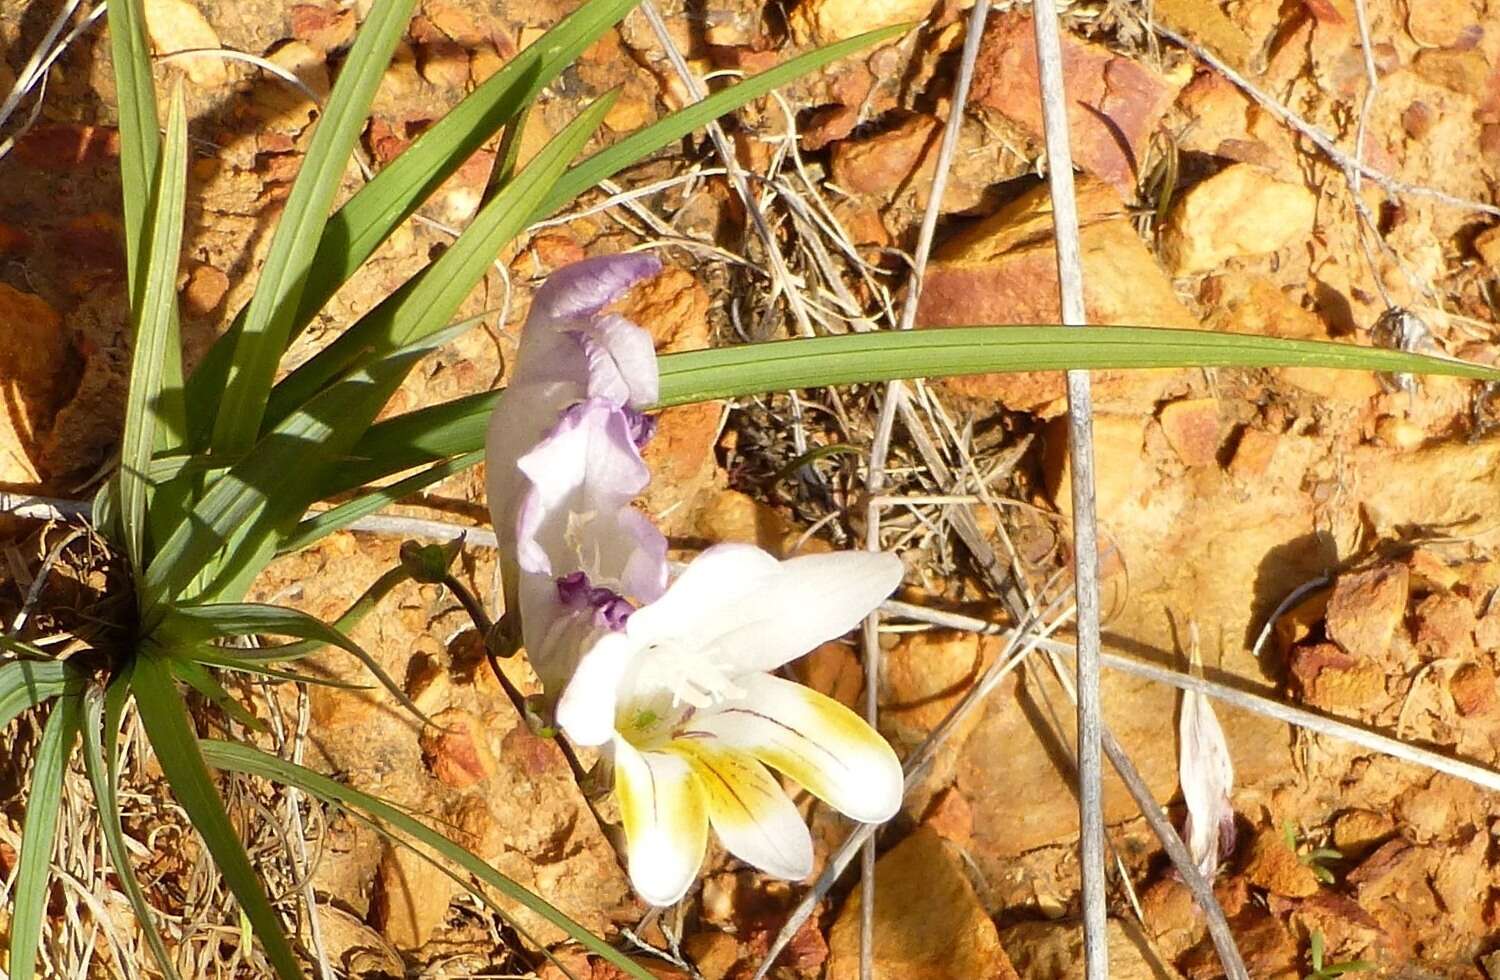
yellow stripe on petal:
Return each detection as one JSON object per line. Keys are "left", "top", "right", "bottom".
{"left": 613, "top": 738, "right": 708, "bottom": 906}
{"left": 686, "top": 673, "right": 904, "bottom": 824}
{"left": 672, "top": 740, "right": 814, "bottom": 882}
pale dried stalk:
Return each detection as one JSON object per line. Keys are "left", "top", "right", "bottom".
{"left": 1028, "top": 4, "right": 1107, "bottom": 972}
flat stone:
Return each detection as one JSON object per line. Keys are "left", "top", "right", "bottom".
{"left": 1325, "top": 563, "right": 1410, "bottom": 661}
{"left": 1000, "top": 918, "right": 1182, "bottom": 979}
{"left": 916, "top": 178, "right": 1204, "bottom": 416}
{"left": 970, "top": 10, "right": 1185, "bottom": 193}
{"left": 1161, "top": 164, "right": 1318, "bottom": 274}
{"left": 1241, "top": 828, "right": 1321, "bottom": 898}
{"left": 144, "top": 0, "right": 227, "bottom": 86}
{"left": 827, "top": 827, "right": 1016, "bottom": 980}
{"left": 788, "top": 0, "right": 937, "bottom": 45}
{"left": 1159, "top": 397, "right": 1223, "bottom": 467}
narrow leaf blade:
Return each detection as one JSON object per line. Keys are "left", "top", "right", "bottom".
{"left": 80, "top": 682, "right": 184, "bottom": 980}
{"left": 130, "top": 652, "right": 303, "bottom": 979}
{"left": 119, "top": 85, "right": 189, "bottom": 576}
{"left": 0, "top": 660, "right": 82, "bottom": 731}
{"left": 210, "top": 0, "right": 418, "bottom": 455}
{"left": 9, "top": 693, "right": 82, "bottom": 980}
{"left": 201, "top": 739, "right": 654, "bottom": 980}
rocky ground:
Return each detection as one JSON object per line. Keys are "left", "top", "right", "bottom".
{"left": 3, "top": 0, "right": 1500, "bottom": 976}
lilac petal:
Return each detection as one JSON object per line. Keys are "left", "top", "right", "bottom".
{"left": 585, "top": 314, "right": 660, "bottom": 408}
{"left": 514, "top": 400, "right": 660, "bottom": 580}
{"left": 529, "top": 254, "right": 662, "bottom": 324}
{"left": 485, "top": 380, "right": 577, "bottom": 567}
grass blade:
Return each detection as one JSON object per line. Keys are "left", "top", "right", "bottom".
{"left": 330, "top": 324, "right": 1500, "bottom": 487}
{"left": 119, "top": 86, "right": 188, "bottom": 577}
{"left": 162, "top": 600, "right": 432, "bottom": 723}
{"left": 158, "top": 601, "right": 430, "bottom": 723}
{"left": 107, "top": 0, "right": 186, "bottom": 450}
{"left": 200, "top": 739, "right": 654, "bottom": 980}
{"left": 0, "top": 659, "right": 82, "bottom": 730}
{"left": 261, "top": 94, "right": 616, "bottom": 426}
{"left": 280, "top": 449, "right": 483, "bottom": 553}
{"left": 533, "top": 24, "right": 909, "bottom": 221}
{"left": 168, "top": 656, "right": 267, "bottom": 733}
{"left": 181, "top": 0, "right": 644, "bottom": 437}
{"left": 144, "top": 323, "right": 472, "bottom": 609}
{"left": 8, "top": 692, "right": 82, "bottom": 980}
{"left": 79, "top": 681, "right": 184, "bottom": 980}
{"left": 210, "top": 0, "right": 417, "bottom": 455}
{"left": 130, "top": 652, "right": 303, "bottom": 979}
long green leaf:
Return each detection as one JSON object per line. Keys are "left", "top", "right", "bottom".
{"left": 279, "top": 449, "right": 483, "bottom": 553}
{"left": 119, "top": 86, "right": 188, "bottom": 577}
{"left": 107, "top": 0, "right": 186, "bottom": 454}
{"left": 144, "top": 323, "right": 468, "bottom": 610}
{"left": 80, "top": 681, "right": 183, "bottom": 980}
{"left": 182, "top": 0, "right": 644, "bottom": 439}
{"left": 158, "top": 601, "right": 429, "bottom": 723}
{"left": 168, "top": 656, "right": 267, "bottom": 733}
{"left": 9, "top": 693, "right": 82, "bottom": 980}
{"left": 262, "top": 94, "right": 616, "bottom": 427}
{"left": 200, "top": 739, "right": 654, "bottom": 980}
{"left": 130, "top": 652, "right": 303, "bottom": 979}
{"left": 333, "top": 324, "right": 1500, "bottom": 488}
{"left": 534, "top": 23, "right": 910, "bottom": 220}
{"left": 0, "top": 659, "right": 82, "bottom": 731}
{"left": 211, "top": 0, "right": 418, "bottom": 455}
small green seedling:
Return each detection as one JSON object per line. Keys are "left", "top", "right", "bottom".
{"left": 1303, "top": 930, "right": 1376, "bottom": 980}
{"left": 1283, "top": 820, "right": 1343, "bottom": 884}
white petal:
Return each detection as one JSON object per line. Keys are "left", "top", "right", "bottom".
{"left": 625, "top": 546, "right": 903, "bottom": 676}
{"left": 686, "top": 673, "right": 903, "bottom": 825}
{"left": 613, "top": 739, "right": 708, "bottom": 907}
{"left": 513, "top": 400, "right": 657, "bottom": 583}
{"left": 673, "top": 740, "right": 813, "bottom": 881}
{"left": 484, "top": 381, "right": 577, "bottom": 561}
{"left": 587, "top": 313, "right": 660, "bottom": 408}
{"left": 556, "top": 630, "right": 641, "bottom": 746}
{"left": 1179, "top": 687, "right": 1235, "bottom": 876}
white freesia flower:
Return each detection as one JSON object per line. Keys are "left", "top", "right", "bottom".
{"left": 555, "top": 544, "right": 906, "bottom": 906}
{"left": 1179, "top": 684, "right": 1236, "bottom": 879}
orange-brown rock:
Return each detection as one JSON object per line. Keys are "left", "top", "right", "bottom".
{"left": 970, "top": 10, "right": 1185, "bottom": 193}
{"left": 182, "top": 263, "right": 230, "bottom": 316}
{"left": 1241, "top": 828, "right": 1321, "bottom": 898}
{"left": 419, "top": 708, "right": 499, "bottom": 789}
{"left": 1002, "top": 918, "right": 1180, "bottom": 979}
{"left": 1332, "top": 808, "right": 1395, "bottom": 857}
{"left": 915, "top": 178, "right": 1204, "bottom": 415}
{"left": 1289, "top": 642, "right": 1386, "bottom": 715}
{"left": 1158, "top": 398, "right": 1223, "bottom": 467}
{"left": 1450, "top": 662, "right": 1496, "bottom": 717}
{"left": 1325, "top": 563, "right": 1409, "bottom": 661}
{"left": 827, "top": 827, "right": 1015, "bottom": 980}
{"left": 1162, "top": 164, "right": 1318, "bottom": 274}
{"left": 829, "top": 115, "right": 938, "bottom": 199}
{"left": 920, "top": 786, "right": 974, "bottom": 844}
{"left": 0, "top": 284, "right": 71, "bottom": 484}
{"left": 788, "top": 0, "right": 936, "bottom": 45}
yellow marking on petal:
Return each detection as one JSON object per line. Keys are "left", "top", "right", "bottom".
{"left": 613, "top": 741, "right": 709, "bottom": 906}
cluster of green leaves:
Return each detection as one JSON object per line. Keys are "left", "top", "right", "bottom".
{"left": 5, "top": 0, "right": 1499, "bottom": 975}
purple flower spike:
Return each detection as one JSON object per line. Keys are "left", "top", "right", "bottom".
{"left": 529, "top": 253, "right": 663, "bottom": 323}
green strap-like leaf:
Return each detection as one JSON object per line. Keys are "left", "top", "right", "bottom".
{"left": 143, "top": 321, "right": 469, "bottom": 609}
{"left": 200, "top": 739, "right": 654, "bottom": 980}
{"left": 158, "top": 601, "right": 428, "bottom": 724}
{"left": 168, "top": 656, "right": 267, "bottom": 733}
{"left": 119, "top": 86, "right": 189, "bottom": 578}
{"left": 210, "top": 0, "right": 418, "bottom": 455}
{"left": 9, "top": 693, "right": 82, "bottom": 980}
{"left": 331, "top": 324, "right": 1500, "bottom": 490}
{"left": 279, "top": 449, "right": 483, "bottom": 554}
{"left": 80, "top": 681, "right": 184, "bottom": 980}
{"left": 107, "top": 0, "right": 186, "bottom": 454}
{"left": 130, "top": 652, "right": 303, "bottom": 979}
{"left": 181, "top": 0, "right": 644, "bottom": 440}
{"left": 261, "top": 93, "right": 616, "bottom": 427}
{"left": 534, "top": 23, "right": 910, "bottom": 220}
{"left": 0, "top": 659, "right": 82, "bottom": 730}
